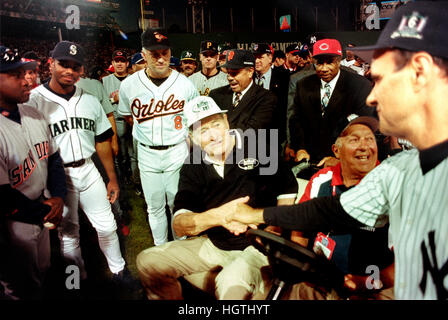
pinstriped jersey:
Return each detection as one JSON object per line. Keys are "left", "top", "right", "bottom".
{"left": 189, "top": 70, "right": 228, "bottom": 96}
{"left": 340, "top": 148, "right": 448, "bottom": 299}
{"left": 117, "top": 69, "right": 198, "bottom": 146}
{"left": 26, "top": 85, "right": 111, "bottom": 164}
{"left": 0, "top": 105, "right": 58, "bottom": 200}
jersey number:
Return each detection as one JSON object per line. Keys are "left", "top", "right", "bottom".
{"left": 174, "top": 115, "right": 182, "bottom": 130}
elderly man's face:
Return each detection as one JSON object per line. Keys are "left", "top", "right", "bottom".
{"left": 254, "top": 53, "right": 272, "bottom": 74}
{"left": 191, "top": 114, "right": 230, "bottom": 158}
{"left": 314, "top": 55, "right": 341, "bottom": 83}
{"left": 226, "top": 67, "right": 254, "bottom": 93}
{"left": 333, "top": 124, "right": 378, "bottom": 178}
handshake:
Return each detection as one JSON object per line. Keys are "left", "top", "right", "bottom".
{"left": 214, "top": 196, "right": 265, "bottom": 236}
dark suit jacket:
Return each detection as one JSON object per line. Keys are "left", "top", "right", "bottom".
{"left": 267, "top": 67, "right": 290, "bottom": 144}
{"left": 209, "top": 82, "right": 277, "bottom": 131}
{"left": 289, "top": 69, "right": 375, "bottom": 161}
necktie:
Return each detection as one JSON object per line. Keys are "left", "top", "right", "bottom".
{"left": 233, "top": 92, "right": 241, "bottom": 108}
{"left": 257, "top": 75, "right": 265, "bottom": 87}
{"left": 321, "top": 83, "right": 331, "bottom": 115}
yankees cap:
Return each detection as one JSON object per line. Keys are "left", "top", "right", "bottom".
{"left": 0, "top": 46, "right": 37, "bottom": 73}
{"left": 333, "top": 114, "right": 379, "bottom": 142}
{"left": 184, "top": 96, "right": 227, "bottom": 128}
{"left": 220, "top": 50, "right": 255, "bottom": 69}
{"left": 251, "top": 43, "right": 274, "bottom": 56}
{"left": 141, "top": 29, "right": 170, "bottom": 51}
{"left": 351, "top": 1, "right": 448, "bottom": 63}
{"left": 312, "top": 39, "right": 342, "bottom": 57}
{"left": 180, "top": 50, "right": 196, "bottom": 61}
{"left": 51, "top": 41, "right": 85, "bottom": 65}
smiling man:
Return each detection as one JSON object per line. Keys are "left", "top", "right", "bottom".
{"left": 136, "top": 96, "right": 297, "bottom": 300}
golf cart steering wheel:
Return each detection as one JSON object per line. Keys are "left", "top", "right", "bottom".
{"left": 246, "top": 229, "right": 344, "bottom": 299}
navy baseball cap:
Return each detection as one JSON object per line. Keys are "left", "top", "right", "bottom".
{"left": 51, "top": 41, "right": 85, "bottom": 65}
{"left": 333, "top": 114, "right": 379, "bottom": 142}
{"left": 170, "top": 56, "right": 180, "bottom": 67}
{"left": 351, "top": 1, "right": 448, "bottom": 63}
{"left": 285, "top": 43, "right": 300, "bottom": 54}
{"left": 251, "top": 43, "right": 274, "bottom": 56}
{"left": 131, "top": 52, "right": 144, "bottom": 65}
{"left": 220, "top": 50, "right": 255, "bottom": 69}
{"left": 141, "top": 29, "right": 170, "bottom": 51}
{"left": 0, "top": 46, "right": 37, "bottom": 73}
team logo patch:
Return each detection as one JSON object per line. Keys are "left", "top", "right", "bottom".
{"left": 310, "top": 36, "right": 317, "bottom": 44}
{"left": 185, "top": 51, "right": 192, "bottom": 58}
{"left": 69, "top": 45, "right": 77, "bottom": 56}
{"left": 192, "top": 100, "right": 210, "bottom": 113}
{"left": 154, "top": 32, "right": 167, "bottom": 43}
{"left": 391, "top": 11, "right": 428, "bottom": 40}
{"left": 238, "top": 158, "right": 259, "bottom": 170}
{"left": 228, "top": 50, "right": 235, "bottom": 61}
{"left": 319, "top": 43, "right": 329, "bottom": 51}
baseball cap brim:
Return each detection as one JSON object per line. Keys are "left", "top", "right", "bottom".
{"left": 189, "top": 109, "right": 228, "bottom": 128}
{"left": 53, "top": 55, "right": 83, "bottom": 65}
{"left": 349, "top": 44, "right": 380, "bottom": 63}
{"left": 145, "top": 44, "right": 170, "bottom": 51}
{"left": 340, "top": 116, "right": 379, "bottom": 137}
{"left": 0, "top": 60, "right": 37, "bottom": 73}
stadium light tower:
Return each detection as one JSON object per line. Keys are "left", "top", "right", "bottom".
{"left": 187, "top": 0, "right": 207, "bottom": 34}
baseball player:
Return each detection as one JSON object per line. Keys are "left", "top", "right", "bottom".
{"left": 226, "top": 1, "right": 448, "bottom": 300}
{"left": 179, "top": 50, "right": 197, "bottom": 77}
{"left": 0, "top": 46, "right": 66, "bottom": 299}
{"left": 118, "top": 29, "right": 199, "bottom": 245}
{"left": 25, "top": 41, "right": 133, "bottom": 285}
{"left": 189, "top": 40, "right": 228, "bottom": 96}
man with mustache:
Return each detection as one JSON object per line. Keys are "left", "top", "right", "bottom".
{"left": 179, "top": 50, "right": 197, "bottom": 77}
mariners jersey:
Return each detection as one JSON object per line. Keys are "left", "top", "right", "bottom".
{"left": 117, "top": 69, "right": 198, "bottom": 146}
{"left": 189, "top": 70, "right": 228, "bottom": 96}
{"left": 26, "top": 85, "right": 112, "bottom": 164}
{"left": 0, "top": 105, "right": 57, "bottom": 200}
{"left": 340, "top": 147, "right": 448, "bottom": 299}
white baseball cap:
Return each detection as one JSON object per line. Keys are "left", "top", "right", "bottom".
{"left": 184, "top": 96, "right": 227, "bottom": 128}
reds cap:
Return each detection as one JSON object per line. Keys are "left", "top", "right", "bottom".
{"left": 141, "top": 29, "right": 170, "bottom": 50}
{"left": 313, "top": 39, "right": 342, "bottom": 57}
{"left": 200, "top": 40, "right": 218, "bottom": 53}
{"left": 351, "top": 1, "right": 448, "bottom": 63}
{"left": 112, "top": 50, "right": 127, "bottom": 61}
{"left": 180, "top": 50, "right": 196, "bottom": 62}
{"left": 184, "top": 96, "right": 227, "bottom": 128}
{"left": 0, "top": 46, "right": 37, "bottom": 73}
{"left": 220, "top": 50, "right": 255, "bottom": 69}
{"left": 51, "top": 41, "right": 85, "bottom": 65}
{"left": 333, "top": 114, "right": 379, "bottom": 142}
{"left": 251, "top": 43, "right": 274, "bottom": 55}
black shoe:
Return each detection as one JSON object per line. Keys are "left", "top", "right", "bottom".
{"left": 112, "top": 268, "right": 142, "bottom": 293}
{"left": 134, "top": 184, "right": 143, "bottom": 196}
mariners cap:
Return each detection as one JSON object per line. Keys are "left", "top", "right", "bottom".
{"left": 285, "top": 43, "right": 300, "bottom": 54}
{"left": 333, "top": 114, "right": 379, "bottom": 142}
{"left": 0, "top": 46, "right": 37, "bottom": 73}
{"left": 180, "top": 50, "right": 196, "bottom": 62}
{"left": 51, "top": 41, "right": 85, "bottom": 65}
{"left": 220, "top": 49, "right": 255, "bottom": 69}
{"left": 351, "top": 1, "right": 448, "bottom": 63}
{"left": 251, "top": 43, "right": 274, "bottom": 56}
{"left": 184, "top": 96, "right": 228, "bottom": 128}
{"left": 141, "top": 29, "right": 171, "bottom": 50}
{"left": 131, "top": 52, "right": 144, "bottom": 65}
{"left": 313, "top": 39, "right": 342, "bottom": 57}
{"left": 200, "top": 40, "right": 218, "bottom": 54}
{"left": 112, "top": 50, "right": 127, "bottom": 61}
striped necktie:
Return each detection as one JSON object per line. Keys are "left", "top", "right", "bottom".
{"left": 321, "top": 83, "right": 331, "bottom": 115}
{"left": 233, "top": 92, "right": 241, "bottom": 108}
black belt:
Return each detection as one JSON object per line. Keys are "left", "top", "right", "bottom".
{"left": 64, "top": 159, "right": 86, "bottom": 168}
{"left": 140, "top": 143, "right": 177, "bottom": 150}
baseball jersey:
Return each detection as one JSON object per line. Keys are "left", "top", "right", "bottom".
{"left": 0, "top": 105, "right": 58, "bottom": 200}
{"left": 76, "top": 77, "right": 114, "bottom": 115}
{"left": 189, "top": 70, "right": 228, "bottom": 96}
{"left": 117, "top": 69, "right": 199, "bottom": 146}
{"left": 26, "top": 85, "right": 112, "bottom": 164}
{"left": 340, "top": 146, "right": 448, "bottom": 299}
{"left": 102, "top": 73, "right": 129, "bottom": 117}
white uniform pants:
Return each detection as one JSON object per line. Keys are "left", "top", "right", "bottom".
{"left": 138, "top": 142, "right": 188, "bottom": 246}
{"left": 58, "top": 158, "right": 125, "bottom": 279}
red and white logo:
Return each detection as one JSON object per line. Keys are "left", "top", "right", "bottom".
{"left": 154, "top": 32, "right": 167, "bottom": 43}
{"left": 228, "top": 50, "right": 235, "bottom": 61}
{"left": 319, "top": 43, "right": 329, "bottom": 51}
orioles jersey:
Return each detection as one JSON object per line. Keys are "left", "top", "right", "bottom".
{"left": 117, "top": 69, "right": 198, "bottom": 146}
{"left": 26, "top": 85, "right": 112, "bottom": 164}
{"left": 0, "top": 105, "right": 58, "bottom": 200}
